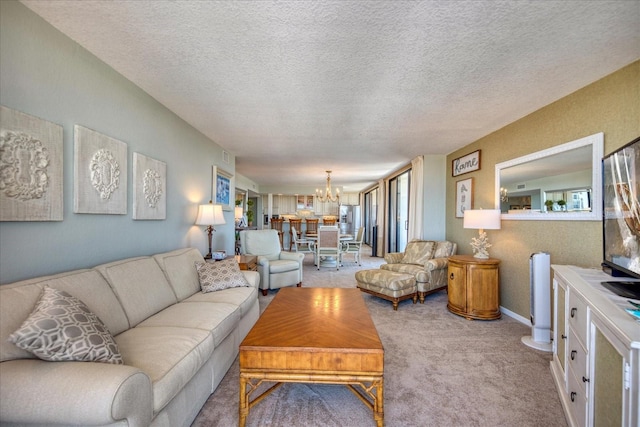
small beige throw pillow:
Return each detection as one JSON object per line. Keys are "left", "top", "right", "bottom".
{"left": 402, "top": 240, "right": 436, "bottom": 265}
{"left": 9, "top": 286, "right": 123, "bottom": 364}
{"left": 196, "top": 258, "right": 251, "bottom": 293}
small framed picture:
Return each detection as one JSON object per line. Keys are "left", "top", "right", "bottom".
{"left": 452, "top": 150, "right": 481, "bottom": 177}
{"left": 455, "top": 178, "right": 473, "bottom": 218}
{"left": 213, "top": 165, "right": 233, "bottom": 211}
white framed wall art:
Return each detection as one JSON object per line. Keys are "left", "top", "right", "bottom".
{"left": 74, "top": 125, "right": 127, "bottom": 214}
{"left": 0, "top": 105, "right": 63, "bottom": 221}
{"left": 133, "top": 152, "right": 166, "bottom": 220}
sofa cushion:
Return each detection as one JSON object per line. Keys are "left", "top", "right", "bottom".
{"left": 9, "top": 286, "right": 123, "bottom": 364}
{"left": 1, "top": 269, "right": 129, "bottom": 362}
{"left": 184, "top": 286, "right": 258, "bottom": 317}
{"left": 402, "top": 240, "right": 436, "bottom": 265}
{"left": 95, "top": 257, "right": 178, "bottom": 327}
{"left": 137, "top": 301, "right": 241, "bottom": 347}
{"left": 381, "top": 263, "right": 428, "bottom": 283}
{"left": 153, "top": 248, "right": 205, "bottom": 301}
{"left": 195, "top": 258, "right": 251, "bottom": 293}
{"left": 434, "top": 240, "right": 455, "bottom": 258}
{"left": 115, "top": 326, "right": 213, "bottom": 415}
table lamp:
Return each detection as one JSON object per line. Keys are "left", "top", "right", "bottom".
{"left": 235, "top": 206, "right": 244, "bottom": 227}
{"left": 463, "top": 209, "right": 501, "bottom": 259}
{"left": 195, "top": 201, "right": 226, "bottom": 259}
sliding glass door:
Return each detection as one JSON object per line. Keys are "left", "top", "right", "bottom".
{"left": 388, "top": 170, "right": 410, "bottom": 253}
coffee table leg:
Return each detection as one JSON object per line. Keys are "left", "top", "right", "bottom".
{"left": 239, "top": 375, "right": 249, "bottom": 427}
{"left": 374, "top": 378, "right": 384, "bottom": 427}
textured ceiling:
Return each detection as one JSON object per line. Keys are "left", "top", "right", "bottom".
{"left": 20, "top": 1, "right": 640, "bottom": 192}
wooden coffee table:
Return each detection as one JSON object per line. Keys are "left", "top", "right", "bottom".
{"left": 239, "top": 287, "right": 384, "bottom": 426}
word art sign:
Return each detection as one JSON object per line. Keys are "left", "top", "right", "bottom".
{"left": 452, "top": 150, "right": 481, "bottom": 177}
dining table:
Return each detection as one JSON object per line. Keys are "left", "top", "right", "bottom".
{"left": 305, "top": 233, "right": 353, "bottom": 267}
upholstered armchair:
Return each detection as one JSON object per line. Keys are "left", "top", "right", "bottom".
{"left": 381, "top": 240, "right": 457, "bottom": 303}
{"left": 240, "top": 229, "right": 304, "bottom": 295}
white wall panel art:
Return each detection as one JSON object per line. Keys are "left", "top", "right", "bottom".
{"left": 133, "top": 152, "right": 166, "bottom": 220}
{"left": 0, "top": 105, "right": 63, "bottom": 221}
{"left": 74, "top": 125, "right": 127, "bottom": 214}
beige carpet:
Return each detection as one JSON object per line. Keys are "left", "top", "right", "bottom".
{"left": 191, "top": 248, "right": 568, "bottom": 426}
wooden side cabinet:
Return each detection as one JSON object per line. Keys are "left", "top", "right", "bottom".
{"left": 447, "top": 255, "right": 501, "bottom": 320}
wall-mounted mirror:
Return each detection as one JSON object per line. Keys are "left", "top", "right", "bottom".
{"left": 495, "top": 132, "right": 603, "bottom": 221}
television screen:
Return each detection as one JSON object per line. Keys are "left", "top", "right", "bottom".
{"left": 602, "top": 136, "right": 640, "bottom": 281}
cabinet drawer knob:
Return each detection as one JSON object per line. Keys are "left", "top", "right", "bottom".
{"left": 570, "top": 392, "right": 576, "bottom": 402}
{"left": 570, "top": 307, "right": 577, "bottom": 318}
{"left": 571, "top": 350, "right": 577, "bottom": 360}
{"left": 450, "top": 273, "right": 454, "bottom": 280}
{"left": 561, "top": 334, "right": 567, "bottom": 340}
{"left": 582, "top": 376, "right": 590, "bottom": 383}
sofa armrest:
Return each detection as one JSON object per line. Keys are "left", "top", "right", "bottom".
{"left": 242, "top": 270, "right": 260, "bottom": 289}
{"left": 279, "top": 251, "right": 304, "bottom": 264}
{"left": 0, "top": 359, "right": 152, "bottom": 427}
{"left": 425, "top": 257, "right": 449, "bottom": 271}
{"left": 384, "top": 252, "right": 404, "bottom": 264}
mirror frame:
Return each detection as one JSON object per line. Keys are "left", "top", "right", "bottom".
{"left": 495, "top": 132, "right": 603, "bottom": 221}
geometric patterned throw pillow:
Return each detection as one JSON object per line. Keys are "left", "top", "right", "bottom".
{"left": 195, "top": 258, "right": 251, "bottom": 293}
{"left": 9, "top": 286, "right": 123, "bottom": 364}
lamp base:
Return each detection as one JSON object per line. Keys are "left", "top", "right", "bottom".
{"left": 204, "top": 253, "right": 212, "bottom": 260}
{"left": 473, "top": 253, "right": 490, "bottom": 259}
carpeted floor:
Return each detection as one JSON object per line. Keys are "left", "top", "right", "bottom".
{"left": 191, "top": 247, "right": 568, "bottom": 426}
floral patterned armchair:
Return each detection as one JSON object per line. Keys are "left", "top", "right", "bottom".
{"left": 381, "top": 240, "right": 457, "bottom": 303}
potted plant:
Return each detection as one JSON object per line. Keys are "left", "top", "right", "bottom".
{"left": 544, "top": 199, "right": 555, "bottom": 212}
{"left": 246, "top": 199, "right": 254, "bottom": 226}
{"left": 557, "top": 199, "right": 567, "bottom": 211}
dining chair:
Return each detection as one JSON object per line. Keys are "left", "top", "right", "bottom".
{"left": 291, "top": 226, "right": 314, "bottom": 255}
{"left": 342, "top": 226, "right": 364, "bottom": 265}
{"left": 270, "top": 217, "right": 284, "bottom": 249}
{"left": 289, "top": 219, "right": 302, "bottom": 251}
{"left": 315, "top": 226, "right": 341, "bottom": 270}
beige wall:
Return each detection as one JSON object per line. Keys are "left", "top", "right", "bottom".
{"left": 446, "top": 61, "right": 640, "bottom": 319}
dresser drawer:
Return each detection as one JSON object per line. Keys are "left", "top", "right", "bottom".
{"left": 568, "top": 290, "right": 589, "bottom": 347}
{"left": 567, "top": 368, "right": 588, "bottom": 427}
{"left": 567, "top": 328, "right": 588, "bottom": 393}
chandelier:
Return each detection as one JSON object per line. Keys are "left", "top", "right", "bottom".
{"left": 316, "top": 170, "right": 340, "bottom": 203}
{"left": 500, "top": 187, "right": 508, "bottom": 202}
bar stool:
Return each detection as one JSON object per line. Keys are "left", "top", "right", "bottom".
{"left": 322, "top": 217, "right": 337, "bottom": 226}
{"left": 305, "top": 218, "right": 319, "bottom": 237}
{"left": 270, "top": 217, "right": 284, "bottom": 249}
{"left": 289, "top": 219, "right": 302, "bottom": 251}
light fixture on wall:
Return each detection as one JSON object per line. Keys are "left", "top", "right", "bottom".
{"left": 195, "top": 201, "right": 226, "bottom": 259}
{"left": 463, "top": 209, "right": 501, "bottom": 259}
{"left": 500, "top": 187, "right": 508, "bottom": 202}
{"left": 316, "top": 170, "right": 339, "bottom": 203}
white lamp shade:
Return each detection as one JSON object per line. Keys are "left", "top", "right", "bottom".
{"left": 234, "top": 206, "right": 244, "bottom": 220}
{"left": 195, "top": 202, "right": 226, "bottom": 226}
{"left": 463, "top": 209, "right": 501, "bottom": 230}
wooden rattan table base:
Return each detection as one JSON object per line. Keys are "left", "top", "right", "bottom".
{"left": 239, "top": 370, "right": 383, "bottom": 427}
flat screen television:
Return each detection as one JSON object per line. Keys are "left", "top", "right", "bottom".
{"left": 602, "top": 135, "right": 640, "bottom": 299}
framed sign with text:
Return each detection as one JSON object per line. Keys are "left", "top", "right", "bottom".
{"left": 452, "top": 150, "right": 481, "bottom": 177}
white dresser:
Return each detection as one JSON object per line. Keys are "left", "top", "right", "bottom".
{"left": 551, "top": 265, "right": 639, "bottom": 427}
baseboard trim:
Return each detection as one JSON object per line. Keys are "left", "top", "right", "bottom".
{"left": 500, "top": 305, "right": 530, "bottom": 325}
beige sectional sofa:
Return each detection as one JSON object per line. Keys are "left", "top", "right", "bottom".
{"left": 0, "top": 248, "right": 260, "bottom": 427}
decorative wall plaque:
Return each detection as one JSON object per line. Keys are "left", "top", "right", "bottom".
{"left": 133, "top": 152, "right": 166, "bottom": 220}
{"left": 74, "top": 125, "right": 127, "bottom": 214}
{"left": 0, "top": 106, "right": 63, "bottom": 221}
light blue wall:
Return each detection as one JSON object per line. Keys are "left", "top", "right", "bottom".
{"left": 0, "top": 1, "right": 237, "bottom": 283}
